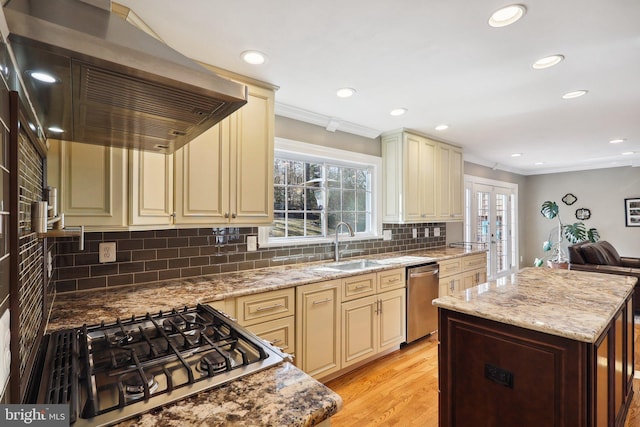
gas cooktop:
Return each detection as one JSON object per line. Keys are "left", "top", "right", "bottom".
{"left": 27, "top": 304, "right": 287, "bottom": 427}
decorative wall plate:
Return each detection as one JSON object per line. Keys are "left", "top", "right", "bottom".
{"left": 562, "top": 193, "right": 577, "bottom": 206}
{"left": 575, "top": 208, "right": 591, "bottom": 220}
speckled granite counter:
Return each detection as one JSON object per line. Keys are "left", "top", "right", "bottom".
{"left": 116, "top": 362, "right": 340, "bottom": 427}
{"left": 45, "top": 247, "right": 482, "bottom": 427}
{"left": 433, "top": 267, "right": 637, "bottom": 343}
{"left": 47, "top": 247, "right": 482, "bottom": 332}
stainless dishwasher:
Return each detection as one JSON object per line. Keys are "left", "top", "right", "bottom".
{"left": 406, "top": 263, "right": 440, "bottom": 343}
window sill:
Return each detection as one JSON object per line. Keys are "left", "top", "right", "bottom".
{"left": 258, "top": 232, "right": 381, "bottom": 249}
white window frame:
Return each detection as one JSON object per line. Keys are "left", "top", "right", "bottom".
{"left": 259, "top": 137, "right": 382, "bottom": 248}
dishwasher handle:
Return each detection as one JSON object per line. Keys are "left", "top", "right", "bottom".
{"left": 409, "top": 268, "right": 439, "bottom": 279}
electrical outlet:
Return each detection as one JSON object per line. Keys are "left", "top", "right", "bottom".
{"left": 247, "top": 236, "right": 257, "bottom": 252}
{"left": 99, "top": 242, "right": 117, "bottom": 263}
{"left": 434, "top": 227, "right": 441, "bottom": 237}
{"left": 424, "top": 228, "right": 429, "bottom": 237}
{"left": 383, "top": 230, "right": 392, "bottom": 241}
{"left": 412, "top": 228, "right": 417, "bottom": 238}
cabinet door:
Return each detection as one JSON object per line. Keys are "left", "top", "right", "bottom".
{"left": 381, "top": 133, "right": 403, "bottom": 223}
{"left": 378, "top": 288, "right": 406, "bottom": 351}
{"left": 228, "top": 85, "right": 274, "bottom": 224}
{"left": 403, "top": 134, "right": 436, "bottom": 221}
{"left": 174, "top": 122, "right": 229, "bottom": 224}
{"left": 437, "top": 142, "right": 463, "bottom": 220}
{"left": 439, "top": 274, "right": 462, "bottom": 296}
{"left": 48, "top": 139, "right": 127, "bottom": 227}
{"left": 129, "top": 150, "right": 173, "bottom": 226}
{"left": 296, "top": 280, "right": 341, "bottom": 378}
{"left": 342, "top": 295, "right": 377, "bottom": 368}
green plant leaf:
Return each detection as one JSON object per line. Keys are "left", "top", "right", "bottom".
{"left": 533, "top": 258, "right": 544, "bottom": 267}
{"left": 563, "top": 222, "right": 586, "bottom": 243}
{"left": 587, "top": 228, "right": 600, "bottom": 242}
{"left": 542, "top": 241, "right": 552, "bottom": 251}
{"left": 540, "top": 201, "right": 559, "bottom": 219}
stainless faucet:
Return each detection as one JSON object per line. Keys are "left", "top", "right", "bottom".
{"left": 334, "top": 221, "right": 355, "bottom": 261}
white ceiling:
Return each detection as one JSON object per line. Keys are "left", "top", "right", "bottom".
{"left": 115, "top": 0, "right": 640, "bottom": 175}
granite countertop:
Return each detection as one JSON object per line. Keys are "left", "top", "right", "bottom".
{"left": 45, "top": 246, "right": 482, "bottom": 427}
{"left": 47, "top": 247, "right": 483, "bottom": 332}
{"left": 433, "top": 267, "right": 637, "bottom": 343}
{"left": 116, "top": 362, "right": 341, "bottom": 427}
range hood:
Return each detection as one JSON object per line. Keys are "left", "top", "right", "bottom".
{"left": 3, "top": 0, "right": 247, "bottom": 153}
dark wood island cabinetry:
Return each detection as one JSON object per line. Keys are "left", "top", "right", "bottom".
{"left": 434, "top": 268, "right": 637, "bottom": 427}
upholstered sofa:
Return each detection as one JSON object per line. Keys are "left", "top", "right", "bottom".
{"left": 568, "top": 241, "right": 640, "bottom": 311}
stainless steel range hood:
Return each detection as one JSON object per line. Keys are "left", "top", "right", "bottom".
{"left": 3, "top": 0, "right": 247, "bottom": 153}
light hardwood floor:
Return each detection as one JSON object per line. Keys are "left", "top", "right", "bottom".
{"left": 326, "top": 325, "right": 640, "bottom": 426}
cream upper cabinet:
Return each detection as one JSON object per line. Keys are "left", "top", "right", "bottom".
{"left": 174, "top": 83, "right": 274, "bottom": 225}
{"left": 437, "top": 142, "right": 464, "bottom": 220}
{"left": 382, "top": 131, "right": 437, "bottom": 223}
{"left": 47, "top": 139, "right": 127, "bottom": 228}
{"left": 129, "top": 149, "right": 174, "bottom": 226}
{"left": 383, "top": 130, "right": 462, "bottom": 223}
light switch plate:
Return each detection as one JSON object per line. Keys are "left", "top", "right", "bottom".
{"left": 99, "top": 242, "right": 117, "bottom": 263}
{"left": 424, "top": 228, "right": 429, "bottom": 237}
{"left": 383, "top": 230, "right": 392, "bottom": 241}
{"left": 434, "top": 227, "right": 441, "bottom": 237}
{"left": 412, "top": 228, "right": 417, "bottom": 238}
{"left": 247, "top": 236, "right": 257, "bottom": 252}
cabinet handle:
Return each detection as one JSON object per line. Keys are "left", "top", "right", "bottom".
{"left": 224, "top": 212, "right": 230, "bottom": 218}
{"left": 232, "top": 213, "right": 237, "bottom": 219}
{"left": 312, "top": 298, "right": 331, "bottom": 305}
{"left": 354, "top": 284, "right": 369, "bottom": 290}
{"left": 450, "top": 280, "right": 455, "bottom": 291}
{"left": 270, "top": 338, "right": 282, "bottom": 345}
{"left": 386, "top": 277, "right": 399, "bottom": 283}
{"left": 256, "top": 303, "right": 284, "bottom": 312}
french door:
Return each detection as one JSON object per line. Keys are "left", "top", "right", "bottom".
{"left": 464, "top": 179, "right": 518, "bottom": 279}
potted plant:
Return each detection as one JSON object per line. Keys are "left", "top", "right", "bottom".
{"left": 534, "top": 200, "right": 600, "bottom": 268}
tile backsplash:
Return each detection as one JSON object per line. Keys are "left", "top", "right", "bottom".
{"left": 51, "top": 223, "right": 446, "bottom": 293}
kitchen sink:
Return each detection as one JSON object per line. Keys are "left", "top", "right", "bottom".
{"left": 316, "top": 259, "right": 384, "bottom": 272}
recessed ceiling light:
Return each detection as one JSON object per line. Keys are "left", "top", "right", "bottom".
{"left": 27, "top": 70, "right": 58, "bottom": 84}
{"left": 488, "top": 4, "right": 527, "bottom": 27}
{"left": 336, "top": 87, "right": 356, "bottom": 98}
{"left": 511, "top": 153, "right": 522, "bottom": 157}
{"left": 621, "top": 151, "right": 635, "bottom": 156}
{"left": 435, "top": 124, "right": 449, "bottom": 131}
{"left": 241, "top": 50, "right": 267, "bottom": 65}
{"left": 532, "top": 55, "right": 564, "bottom": 69}
{"left": 47, "top": 126, "right": 64, "bottom": 134}
{"left": 390, "top": 108, "right": 407, "bottom": 116}
{"left": 534, "top": 162, "right": 544, "bottom": 165}
{"left": 562, "top": 90, "right": 588, "bottom": 99}
{"left": 609, "top": 138, "right": 626, "bottom": 144}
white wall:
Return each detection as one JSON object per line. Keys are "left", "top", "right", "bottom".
{"left": 523, "top": 166, "right": 640, "bottom": 263}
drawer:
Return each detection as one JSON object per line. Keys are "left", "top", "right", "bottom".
{"left": 377, "top": 268, "right": 405, "bottom": 292}
{"left": 246, "top": 316, "right": 295, "bottom": 355}
{"left": 343, "top": 272, "right": 376, "bottom": 301}
{"left": 439, "top": 258, "right": 462, "bottom": 278}
{"left": 462, "top": 253, "right": 487, "bottom": 271}
{"left": 236, "top": 288, "right": 295, "bottom": 326}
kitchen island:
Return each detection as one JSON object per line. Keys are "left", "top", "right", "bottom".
{"left": 433, "top": 267, "right": 637, "bottom": 427}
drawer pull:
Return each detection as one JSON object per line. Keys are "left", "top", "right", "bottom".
{"left": 256, "top": 303, "right": 284, "bottom": 312}
{"left": 354, "top": 284, "right": 369, "bottom": 290}
{"left": 386, "top": 277, "right": 399, "bottom": 282}
{"left": 312, "top": 298, "right": 332, "bottom": 305}
{"left": 270, "top": 338, "right": 282, "bottom": 345}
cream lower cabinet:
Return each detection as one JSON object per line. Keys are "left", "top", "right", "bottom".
{"left": 439, "top": 253, "right": 488, "bottom": 296}
{"left": 341, "top": 268, "right": 406, "bottom": 368}
{"left": 341, "top": 287, "right": 406, "bottom": 368}
{"left": 174, "top": 83, "right": 274, "bottom": 226}
{"left": 295, "top": 280, "right": 341, "bottom": 378}
{"left": 47, "top": 139, "right": 128, "bottom": 228}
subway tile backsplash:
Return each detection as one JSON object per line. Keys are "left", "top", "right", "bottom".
{"left": 51, "top": 223, "right": 446, "bottom": 293}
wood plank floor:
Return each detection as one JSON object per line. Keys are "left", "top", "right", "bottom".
{"left": 326, "top": 325, "right": 640, "bottom": 426}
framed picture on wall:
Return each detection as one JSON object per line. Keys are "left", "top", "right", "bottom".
{"left": 624, "top": 198, "right": 640, "bottom": 227}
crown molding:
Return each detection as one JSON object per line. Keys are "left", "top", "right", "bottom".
{"left": 275, "top": 102, "right": 381, "bottom": 139}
